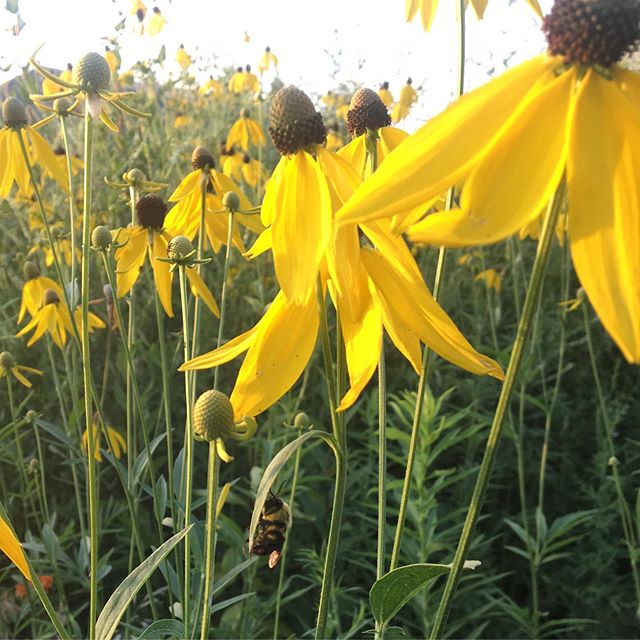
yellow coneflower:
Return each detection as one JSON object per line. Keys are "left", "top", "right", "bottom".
{"left": 174, "top": 112, "right": 189, "bottom": 128}
{"left": 164, "top": 146, "right": 262, "bottom": 254}
{"left": 258, "top": 46, "right": 278, "bottom": 75}
{"left": 391, "top": 77, "right": 418, "bottom": 123}
{"left": 0, "top": 97, "right": 68, "bottom": 198}
{"left": 242, "top": 65, "right": 260, "bottom": 94}
{"left": 474, "top": 268, "right": 502, "bottom": 293}
{"left": 30, "top": 52, "right": 148, "bottom": 133}
{"left": 176, "top": 44, "right": 191, "bottom": 71}
{"left": 406, "top": 0, "right": 542, "bottom": 32}
{"left": 199, "top": 75, "right": 223, "bottom": 97}
{"left": 0, "top": 351, "right": 43, "bottom": 389}
{"left": 16, "top": 288, "right": 104, "bottom": 348}
{"left": 104, "top": 46, "right": 120, "bottom": 75}
{"left": 226, "top": 108, "right": 266, "bottom": 152}
{"left": 325, "top": 124, "right": 343, "bottom": 152}
{"left": 221, "top": 145, "right": 244, "bottom": 182}
{"left": 18, "top": 261, "right": 62, "bottom": 323}
{"left": 82, "top": 419, "right": 126, "bottom": 462}
{"left": 378, "top": 81, "right": 394, "bottom": 108}
{"left": 240, "top": 153, "right": 264, "bottom": 189}
{"left": 228, "top": 67, "right": 245, "bottom": 95}
{"left": 338, "top": 0, "right": 640, "bottom": 363}
{"left": 147, "top": 6, "right": 167, "bottom": 36}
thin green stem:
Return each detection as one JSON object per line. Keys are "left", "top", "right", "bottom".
{"left": 377, "top": 348, "right": 387, "bottom": 582}
{"left": 179, "top": 265, "right": 195, "bottom": 638}
{"left": 429, "top": 181, "right": 565, "bottom": 639}
{"left": 81, "top": 104, "right": 98, "bottom": 640}
{"left": 200, "top": 211, "right": 234, "bottom": 639}
{"left": 59, "top": 116, "right": 78, "bottom": 299}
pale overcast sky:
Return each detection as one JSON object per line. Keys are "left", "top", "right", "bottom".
{"left": 0, "top": 0, "right": 553, "bottom": 129}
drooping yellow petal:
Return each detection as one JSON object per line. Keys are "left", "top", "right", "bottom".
{"left": 336, "top": 274, "right": 382, "bottom": 411}
{"left": 11, "top": 368, "right": 34, "bottom": 388}
{"left": 180, "top": 325, "right": 259, "bottom": 371}
{"left": 216, "top": 482, "right": 232, "bottom": 515}
{"left": 271, "top": 152, "right": 332, "bottom": 304}
{"left": 337, "top": 135, "right": 367, "bottom": 177}
{"left": 378, "top": 127, "right": 409, "bottom": 159}
{"left": 27, "top": 128, "right": 69, "bottom": 191}
{"left": 524, "top": 0, "right": 543, "bottom": 18}
{"left": 336, "top": 56, "right": 556, "bottom": 226}
{"left": 216, "top": 438, "right": 234, "bottom": 463}
{"left": 115, "top": 228, "right": 147, "bottom": 297}
{"left": 151, "top": 232, "right": 173, "bottom": 317}
{"left": 469, "top": 0, "right": 489, "bottom": 19}
{"left": 568, "top": 70, "right": 640, "bottom": 362}
{"left": 260, "top": 156, "right": 287, "bottom": 227}
{"left": 169, "top": 169, "right": 200, "bottom": 202}
{"left": 12, "top": 131, "right": 30, "bottom": 195}
{"left": 0, "top": 516, "right": 30, "bottom": 581}
{"left": 231, "top": 291, "right": 319, "bottom": 417}
{"left": 409, "top": 66, "right": 575, "bottom": 247}
{"left": 185, "top": 268, "right": 220, "bottom": 318}
{"left": 245, "top": 227, "right": 272, "bottom": 259}
{"left": 362, "top": 248, "right": 503, "bottom": 379}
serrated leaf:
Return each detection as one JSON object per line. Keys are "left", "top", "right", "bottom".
{"left": 95, "top": 526, "right": 192, "bottom": 640}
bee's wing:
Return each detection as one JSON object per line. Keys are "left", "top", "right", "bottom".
{"left": 268, "top": 550, "right": 282, "bottom": 569}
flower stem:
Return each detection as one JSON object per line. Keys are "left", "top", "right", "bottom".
{"left": 315, "top": 289, "right": 348, "bottom": 640}
{"left": 178, "top": 265, "right": 195, "bottom": 637}
{"left": 81, "top": 104, "right": 99, "bottom": 640}
{"left": 429, "top": 181, "right": 565, "bottom": 639}
{"left": 59, "top": 116, "right": 78, "bottom": 300}
{"left": 200, "top": 211, "right": 234, "bottom": 640}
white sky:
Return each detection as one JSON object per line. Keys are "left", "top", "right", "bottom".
{"left": 1, "top": 0, "right": 553, "bottom": 129}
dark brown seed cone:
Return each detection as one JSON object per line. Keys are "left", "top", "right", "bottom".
{"left": 543, "top": 0, "right": 640, "bottom": 67}
{"left": 268, "top": 86, "right": 326, "bottom": 155}
{"left": 347, "top": 87, "right": 391, "bottom": 137}
{"left": 136, "top": 194, "right": 167, "bottom": 229}
{"left": 193, "top": 390, "right": 234, "bottom": 441}
{"left": 44, "top": 288, "right": 60, "bottom": 305}
{"left": 74, "top": 52, "right": 111, "bottom": 91}
{"left": 191, "top": 146, "right": 215, "bottom": 170}
{"left": 23, "top": 261, "right": 40, "bottom": 280}
{"left": 2, "top": 97, "right": 27, "bottom": 129}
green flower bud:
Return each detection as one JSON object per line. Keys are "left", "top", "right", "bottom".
{"left": 91, "top": 225, "right": 112, "bottom": 250}
{"left": 222, "top": 191, "right": 240, "bottom": 212}
{"left": 193, "top": 390, "right": 234, "bottom": 442}
{"left": 74, "top": 52, "right": 111, "bottom": 91}
{"left": 2, "top": 97, "right": 27, "bottom": 129}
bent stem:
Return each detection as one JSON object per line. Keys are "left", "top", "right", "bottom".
{"left": 429, "top": 182, "right": 565, "bottom": 639}
{"left": 315, "top": 286, "right": 348, "bottom": 640}
{"left": 200, "top": 211, "right": 234, "bottom": 640}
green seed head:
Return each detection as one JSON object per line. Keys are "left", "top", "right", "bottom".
{"left": 2, "top": 97, "right": 27, "bottom": 129}
{"left": 124, "top": 168, "right": 146, "bottom": 185}
{"left": 0, "top": 351, "right": 16, "bottom": 370}
{"left": 293, "top": 412, "right": 311, "bottom": 429}
{"left": 193, "top": 390, "right": 234, "bottom": 442}
{"left": 74, "top": 52, "right": 111, "bottom": 91}
{"left": 167, "top": 235, "right": 195, "bottom": 261}
{"left": 91, "top": 225, "right": 112, "bottom": 250}
{"left": 222, "top": 191, "right": 240, "bottom": 212}
{"left": 26, "top": 410, "right": 39, "bottom": 423}
{"left": 53, "top": 97, "right": 73, "bottom": 115}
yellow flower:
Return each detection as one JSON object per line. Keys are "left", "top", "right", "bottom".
{"left": 228, "top": 67, "right": 245, "bottom": 94}
{"left": 406, "top": 0, "right": 542, "bottom": 31}
{"left": 378, "top": 82, "right": 394, "bottom": 108}
{"left": 199, "top": 75, "right": 223, "bottom": 97}
{"left": 258, "top": 47, "right": 278, "bottom": 75}
{"left": 222, "top": 148, "right": 244, "bottom": 182}
{"left": 0, "top": 516, "right": 30, "bottom": 581}
{"left": 147, "top": 7, "right": 167, "bottom": 36}
{"left": 226, "top": 109, "right": 266, "bottom": 152}
{"left": 16, "top": 288, "right": 104, "bottom": 348}
{"left": 0, "top": 98, "right": 68, "bottom": 198}
{"left": 325, "top": 128, "right": 343, "bottom": 152}
{"left": 30, "top": 51, "right": 149, "bottom": 133}
{"left": 391, "top": 78, "right": 418, "bottom": 123}
{"left": 82, "top": 421, "right": 127, "bottom": 462}
{"left": 18, "top": 261, "right": 62, "bottom": 323}
{"left": 474, "top": 268, "right": 502, "bottom": 293}
{"left": 104, "top": 47, "right": 120, "bottom": 74}
{"left": 242, "top": 65, "right": 260, "bottom": 94}
{"left": 164, "top": 147, "right": 262, "bottom": 255}
{"left": 241, "top": 154, "right": 264, "bottom": 189}
{"left": 0, "top": 351, "right": 43, "bottom": 389}
{"left": 338, "top": 0, "right": 640, "bottom": 363}
{"left": 174, "top": 112, "right": 189, "bottom": 128}
{"left": 176, "top": 45, "right": 191, "bottom": 71}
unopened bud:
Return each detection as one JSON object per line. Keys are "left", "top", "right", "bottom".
{"left": 91, "top": 225, "right": 112, "bottom": 250}
{"left": 193, "top": 390, "right": 234, "bottom": 442}
{"left": 2, "top": 97, "right": 27, "bottom": 129}
{"left": 222, "top": 191, "right": 240, "bottom": 212}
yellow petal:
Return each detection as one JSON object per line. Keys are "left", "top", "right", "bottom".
{"left": 115, "top": 228, "right": 147, "bottom": 297}
{"left": 470, "top": 0, "right": 489, "bottom": 19}
{"left": 524, "top": 0, "right": 543, "bottom": 18}
{"left": 337, "top": 56, "right": 556, "bottom": 226}
{"left": 244, "top": 227, "right": 272, "bottom": 259}
{"left": 212, "top": 171, "right": 253, "bottom": 212}
{"left": 337, "top": 135, "right": 367, "bottom": 177}
{"left": 186, "top": 268, "right": 220, "bottom": 318}
{"left": 362, "top": 248, "right": 503, "bottom": 379}
{"left": 230, "top": 291, "right": 319, "bottom": 417}
{"left": 12, "top": 132, "right": 30, "bottom": 195}
{"left": 568, "top": 70, "right": 640, "bottom": 362}
{"left": 409, "top": 66, "right": 576, "bottom": 247}
{"left": 271, "top": 152, "right": 332, "bottom": 304}
{"left": 216, "top": 438, "right": 234, "bottom": 463}
{"left": 151, "top": 232, "right": 173, "bottom": 317}
{"left": 378, "top": 127, "right": 409, "bottom": 159}
{"left": 11, "top": 368, "right": 33, "bottom": 388}
{"left": 0, "top": 516, "right": 30, "bottom": 581}
{"left": 216, "top": 482, "right": 232, "bottom": 515}
{"left": 28, "top": 128, "right": 69, "bottom": 191}
{"left": 180, "top": 324, "right": 259, "bottom": 371}
{"left": 169, "top": 169, "right": 200, "bottom": 202}
{"left": 337, "top": 274, "right": 382, "bottom": 411}
{"left": 260, "top": 156, "right": 287, "bottom": 227}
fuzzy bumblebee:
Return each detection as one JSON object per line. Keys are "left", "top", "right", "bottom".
{"left": 250, "top": 492, "right": 292, "bottom": 569}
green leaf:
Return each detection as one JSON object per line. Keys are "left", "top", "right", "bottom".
{"left": 137, "top": 619, "right": 185, "bottom": 639}
{"left": 211, "top": 591, "right": 256, "bottom": 613}
{"left": 370, "top": 562, "right": 480, "bottom": 629}
{"left": 95, "top": 526, "right": 192, "bottom": 640}
{"left": 248, "top": 430, "right": 336, "bottom": 552}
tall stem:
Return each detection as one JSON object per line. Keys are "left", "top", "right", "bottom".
{"left": 429, "top": 182, "right": 565, "bottom": 639}
{"left": 80, "top": 106, "right": 98, "bottom": 640}
{"left": 200, "top": 211, "right": 234, "bottom": 640}
{"left": 59, "top": 116, "right": 78, "bottom": 299}
{"left": 179, "top": 266, "right": 195, "bottom": 637}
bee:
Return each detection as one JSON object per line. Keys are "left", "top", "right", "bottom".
{"left": 250, "top": 491, "right": 292, "bottom": 569}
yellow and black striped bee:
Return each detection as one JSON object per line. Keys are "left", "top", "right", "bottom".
{"left": 251, "top": 491, "right": 292, "bottom": 569}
